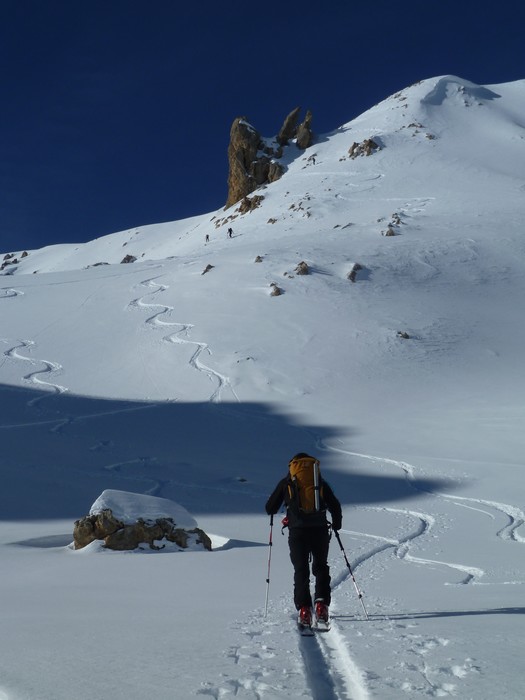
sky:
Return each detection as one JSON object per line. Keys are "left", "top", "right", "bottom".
{"left": 1, "top": 0, "right": 524, "bottom": 253}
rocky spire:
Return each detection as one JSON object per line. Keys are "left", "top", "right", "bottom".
{"left": 225, "top": 108, "right": 314, "bottom": 209}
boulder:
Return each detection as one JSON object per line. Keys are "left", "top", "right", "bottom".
{"left": 347, "top": 263, "right": 363, "bottom": 282}
{"left": 349, "top": 138, "right": 380, "bottom": 158}
{"left": 73, "top": 490, "right": 212, "bottom": 552}
{"left": 73, "top": 509, "right": 124, "bottom": 549}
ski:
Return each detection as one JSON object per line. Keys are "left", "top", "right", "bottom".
{"left": 298, "top": 622, "right": 315, "bottom": 636}
{"left": 313, "top": 619, "right": 330, "bottom": 632}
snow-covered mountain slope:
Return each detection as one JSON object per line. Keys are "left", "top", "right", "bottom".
{"left": 1, "top": 75, "right": 524, "bottom": 699}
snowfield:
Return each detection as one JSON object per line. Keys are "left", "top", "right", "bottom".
{"left": 1, "top": 75, "right": 524, "bottom": 699}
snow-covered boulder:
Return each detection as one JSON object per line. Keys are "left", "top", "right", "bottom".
{"left": 73, "top": 490, "right": 212, "bottom": 552}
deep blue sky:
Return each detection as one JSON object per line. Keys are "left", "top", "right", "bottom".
{"left": 1, "top": 1, "right": 523, "bottom": 253}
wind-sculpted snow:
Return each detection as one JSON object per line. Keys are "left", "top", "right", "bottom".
{"left": 420, "top": 76, "right": 501, "bottom": 107}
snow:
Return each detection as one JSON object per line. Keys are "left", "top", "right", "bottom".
{"left": 1, "top": 74, "right": 524, "bottom": 698}
{"left": 89, "top": 489, "right": 198, "bottom": 528}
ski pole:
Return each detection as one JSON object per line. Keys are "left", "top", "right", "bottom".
{"left": 334, "top": 529, "right": 370, "bottom": 620}
{"left": 264, "top": 514, "right": 274, "bottom": 618}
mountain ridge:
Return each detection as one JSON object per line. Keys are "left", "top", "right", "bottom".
{"left": 3, "top": 74, "right": 524, "bottom": 275}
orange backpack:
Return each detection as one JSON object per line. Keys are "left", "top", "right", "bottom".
{"left": 287, "top": 455, "right": 324, "bottom": 513}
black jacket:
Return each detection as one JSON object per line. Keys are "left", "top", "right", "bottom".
{"left": 265, "top": 475, "right": 342, "bottom": 531}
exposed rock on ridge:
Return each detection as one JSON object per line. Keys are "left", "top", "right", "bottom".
{"left": 225, "top": 108, "right": 314, "bottom": 209}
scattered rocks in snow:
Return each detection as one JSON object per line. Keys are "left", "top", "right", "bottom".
{"left": 391, "top": 212, "right": 402, "bottom": 225}
{"left": 382, "top": 212, "right": 404, "bottom": 236}
{"left": 237, "top": 194, "right": 265, "bottom": 214}
{"left": 254, "top": 255, "right": 264, "bottom": 263}
{"left": 120, "top": 254, "right": 137, "bottom": 264}
{"left": 73, "top": 490, "right": 212, "bottom": 552}
{"left": 0, "top": 251, "right": 25, "bottom": 271}
{"left": 397, "top": 331, "right": 410, "bottom": 339}
{"left": 202, "top": 263, "right": 214, "bottom": 275}
{"left": 270, "top": 283, "right": 283, "bottom": 296}
{"left": 213, "top": 212, "right": 238, "bottom": 229}
{"left": 295, "top": 261, "right": 309, "bottom": 275}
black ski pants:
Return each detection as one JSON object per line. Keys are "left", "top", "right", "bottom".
{"left": 288, "top": 525, "right": 331, "bottom": 610}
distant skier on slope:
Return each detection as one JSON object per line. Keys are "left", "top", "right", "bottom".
{"left": 265, "top": 453, "right": 342, "bottom": 630}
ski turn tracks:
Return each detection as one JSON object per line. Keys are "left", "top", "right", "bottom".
{"left": 128, "top": 276, "right": 239, "bottom": 403}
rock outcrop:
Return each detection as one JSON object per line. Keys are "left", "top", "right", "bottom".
{"left": 225, "top": 108, "right": 314, "bottom": 209}
{"left": 348, "top": 138, "right": 380, "bottom": 158}
{"left": 225, "top": 118, "right": 263, "bottom": 208}
{"left": 296, "top": 110, "right": 314, "bottom": 149}
{"left": 277, "top": 107, "right": 301, "bottom": 146}
{"left": 72, "top": 490, "right": 212, "bottom": 552}
{"left": 73, "top": 509, "right": 212, "bottom": 551}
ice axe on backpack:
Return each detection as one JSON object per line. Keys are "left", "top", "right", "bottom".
{"left": 333, "top": 529, "right": 370, "bottom": 620}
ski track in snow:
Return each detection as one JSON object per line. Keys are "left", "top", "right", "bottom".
{"left": 211, "top": 409, "right": 522, "bottom": 700}
{"left": 2, "top": 339, "right": 68, "bottom": 408}
{"left": 297, "top": 437, "right": 525, "bottom": 697}
{"left": 198, "top": 608, "right": 370, "bottom": 700}
{"left": 317, "top": 440, "right": 525, "bottom": 574}
{"left": 128, "top": 276, "right": 239, "bottom": 403}
{"left": 339, "top": 507, "right": 484, "bottom": 586}
{"left": 0, "top": 293, "right": 515, "bottom": 699}
{"left": 0, "top": 286, "right": 24, "bottom": 300}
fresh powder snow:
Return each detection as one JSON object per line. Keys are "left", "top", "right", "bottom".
{"left": 1, "top": 75, "right": 524, "bottom": 699}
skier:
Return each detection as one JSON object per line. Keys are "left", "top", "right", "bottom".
{"left": 227, "top": 227, "right": 233, "bottom": 238}
{"left": 265, "top": 453, "right": 342, "bottom": 630}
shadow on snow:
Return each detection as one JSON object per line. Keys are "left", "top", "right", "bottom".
{"left": 333, "top": 607, "right": 525, "bottom": 621}
{"left": 0, "top": 383, "right": 452, "bottom": 521}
